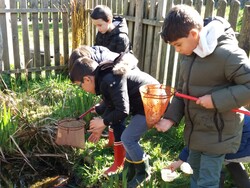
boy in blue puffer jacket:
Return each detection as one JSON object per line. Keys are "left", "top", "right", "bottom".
{"left": 68, "top": 45, "right": 119, "bottom": 72}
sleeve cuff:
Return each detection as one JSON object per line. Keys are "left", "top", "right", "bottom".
{"left": 103, "top": 119, "right": 110, "bottom": 126}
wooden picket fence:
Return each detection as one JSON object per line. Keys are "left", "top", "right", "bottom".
{"left": 0, "top": 0, "right": 249, "bottom": 88}
{"left": 0, "top": 0, "right": 69, "bottom": 80}
{"left": 22, "top": 0, "right": 64, "bottom": 22}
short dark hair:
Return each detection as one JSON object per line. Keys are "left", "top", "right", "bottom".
{"left": 69, "top": 57, "right": 98, "bottom": 83}
{"left": 160, "top": 5, "right": 203, "bottom": 43}
{"left": 68, "top": 45, "right": 93, "bottom": 72}
{"left": 90, "top": 5, "right": 113, "bottom": 22}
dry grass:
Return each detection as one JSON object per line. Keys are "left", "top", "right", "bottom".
{"left": 71, "top": 0, "right": 88, "bottom": 49}
{"left": 0, "top": 78, "right": 79, "bottom": 187}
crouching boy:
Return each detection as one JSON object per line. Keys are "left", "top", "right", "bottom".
{"left": 69, "top": 53, "right": 159, "bottom": 187}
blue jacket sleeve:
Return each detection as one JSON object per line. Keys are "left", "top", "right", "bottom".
{"left": 225, "top": 115, "right": 250, "bottom": 160}
{"left": 179, "top": 146, "right": 189, "bottom": 162}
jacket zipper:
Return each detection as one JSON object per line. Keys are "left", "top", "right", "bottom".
{"left": 214, "top": 111, "right": 224, "bottom": 142}
{"left": 185, "top": 54, "right": 224, "bottom": 146}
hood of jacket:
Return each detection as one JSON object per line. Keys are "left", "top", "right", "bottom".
{"left": 110, "top": 16, "right": 129, "bottom": 36}
{"left": 94, "top": 53, "right": 138, "bottom": 95}
{"left": 90, "top": 46, "right": 119, "bottom": 63}
{"left": 98, "top": 52, "right": 138, "bottom": 75}
{"left": 194, "top": 16, "right": 237, "bottom": 58}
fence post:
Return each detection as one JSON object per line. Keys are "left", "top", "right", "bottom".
{"left": 133, "top": 0, "right": 144, "bottom": 61}
{"left": 228, "top": 0, "right": 240, "bottom": 31}
{"left": 0, "top": 24, "right": 2, "bottom": 72}
{"left": 204, "top": 0, "right": 214, "bottom": 18}
{"left": 239, "top": 5, "right": 250, "bottom": 56}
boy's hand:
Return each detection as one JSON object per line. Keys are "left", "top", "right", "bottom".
{"left": 167, "top": 160, "right": 184, "bottom": 172}
{"left": 155, "top": 119, "right": 174, "bottom": 132}
{"left": 88, "top": 117, "right": 106, "bottom": 133}
{"left": 196, "top": 94, "right": 214, "bottom": 109}
{"left": 88, "top": 132, "right": 101, "bottom": 143}
{"left": 87, "top": 117, "right": 106, "bottom": 143}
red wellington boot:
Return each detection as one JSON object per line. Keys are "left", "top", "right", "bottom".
{"left": 104, "top": 141, "right": 125, "bottom": 175}
{"left": 104, "top": 128, "right": 114, "bottom": 148}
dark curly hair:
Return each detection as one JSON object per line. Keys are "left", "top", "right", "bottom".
{"left": 161, "top": 5, "right": 203, "bottom": 43}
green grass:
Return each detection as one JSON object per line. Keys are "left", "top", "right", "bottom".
{"left": 71, "top": 126, "right": 188, "bottom": 188}
{"left": 0, "top": 76, "right": 249, "bottom": 187}
{"left": 0, "top": 103, "right": 18, "bottom": 153}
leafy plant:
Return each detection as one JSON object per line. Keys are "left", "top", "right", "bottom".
{"left": 0, "top": 103, "right": 18, "bottom": 153}
{"left": 0, "top": 76, "right": 248, "bottom": 187}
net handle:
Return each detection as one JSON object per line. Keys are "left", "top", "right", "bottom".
{"left": 175, "top": 92, "right": 250, "bottom": 116}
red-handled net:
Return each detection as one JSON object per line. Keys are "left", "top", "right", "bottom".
{"left": 140, "top": 84, "right": 174, "bottom": 129}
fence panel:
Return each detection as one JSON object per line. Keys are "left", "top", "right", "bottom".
{"left": 228, "top": 0, "right": 240, "bottom": 31}
{"left": 204, "top": 0, "right": 214, "bottom": 18}
{"left": 0, "top": 25, "right": 2, "bottom": 71}
{"left": 62, "top": 0, "right": 69, "bottom": 67}
{"left": 0, "top": 0, "right": 69, "bottom": 78}
{"left": 87, "top": 0, "right": 94, "bottom": 46}
{"left": 31, "top": 0, "right": 42, "bottom": 78}
{"left": 133, "top": 0, "right": 143, "bottom": 64}
{"left": 42, "top": 0, "right": 51, "bottom": 77}
{"left": 10, "top": 0, "right": 22, "bottom": 79}
{"left": 143, "top": 0, "right": 156, "bottom": 73}
{"left": 151, "top": 0, "right": 165, "bottom": 80}
{"left": 216, "top": 0, "right": 227, "bottom": 17}
{"left": 0, "top": 0, "right": 10, "bottom": 72}
{"left": 23, "top": 0, "right": 63, "bottom": 22}
{"left": 52, "top": 0, "right": 60, "bottom": 75}
{"left": 20, "top": 0, "right": 32, "bottom": 79}
{"left": 127, "top": 0, "right": 136, "bottom": 45}
{"left": 239, "top": 5, "right": 250, "bottom": 55}
{"left": 195, "top": 0, "right": 203, "bottom": 14}
{"left": 0, "top": 0, "right": 249, "bottom": 88}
